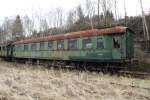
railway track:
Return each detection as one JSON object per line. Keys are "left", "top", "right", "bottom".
{"left": 50, "top": 64, "right": 150, "bottom": 79}
{"left": 7, "top": 59, "right": 150, "bottom": 79}
{"left": 118, "top": 71, "right": 150, "bottom": 79}
{"left": 38, "top": 61, "right": 150, "bottom": 79}
{"left": 54, "top": 66, "right": 150, "bottom": 79}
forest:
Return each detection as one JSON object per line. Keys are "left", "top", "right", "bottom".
{"left": 0, "top": 0, "right": 149, "bottom": 42}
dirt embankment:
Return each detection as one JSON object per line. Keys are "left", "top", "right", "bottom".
{"left": 0, "top": 61, "right": 149, "bottom": 100}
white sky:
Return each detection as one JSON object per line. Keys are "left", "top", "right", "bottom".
{"left": 0, "top": 0, "right": 149, "bottom": 24}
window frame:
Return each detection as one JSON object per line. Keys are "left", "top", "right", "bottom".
{"left": 40, "top": 42, "right": 45, "bottom": 51}
{"left": 2, "top": 46, "right": 5, "bottom": 51}
{"left": 57, "top": 40, "right": 64, "bottom": 50}
{"left": 31, "top": 43, "right": 37, "bottom": 51}
{"left": 113, "top": 36, "right": 121, "bottom": 49}
{"left": 82, "top": 38, "right": 93, "bottom": 49}
{"left": 15, "top": 45, "right": 19, "bottom": 51}
{"left": 20, "top": 45, "right": 23, "bottom": 51}
{"left": 48, "top": 41, "right": 53, "bottom": 50}
{"left": 13, "top": 46, "right": 16, "bottom": 52}
{"left": 68, "top": 39, "right": 78, "bottom": 50}
{"left": 24, "top": 44, "right": 29, "bottom": 51}
{"left": 16, "top": 45, "right": 19, "bottom": 51}
{"left": 97, "top": 37, "right": 105, "bottom": 49}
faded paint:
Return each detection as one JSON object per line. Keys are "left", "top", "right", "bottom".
{"left": 13, "top": 26, "right": 128, "bottom": 45}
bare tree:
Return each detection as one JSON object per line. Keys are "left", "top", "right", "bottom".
{"left": 76, "top": 5, "right": 85, "bottom": 23}
{"left": 66, "top": 9, "right": 78, "bottom": 31}
{"left": 114, "top": 0, "right": 118, "bottom": 20}
{"left": 1, "top": 18, "right": 7, "bottom": 42}
{"left": 47, "top": 10, "right": 54, "bottom": 28}
{"left": 39, "top": 18, "right": 49, "bottom": 35}
{"left": 97, "top": 0, "right": 100, "bottom": 25}
{"left": 139, "top": 0, "right": 149, "bottom": 41}
{"left": 23, "top": 15, "right": 34, "bottom": 37}
{"left": 31, "top": 7, "right": 43, "bottom": 34}
{"left": 54, "top": 8, "right": 64, "bottom": 28}
{"left": 101, "top": 0, "right": 107, "bottom": 26}
{"left": 100, "top": 0, "right": 115, "bottom": 26}
{"left": 1, "top": 17, "right": 14, "bottom": 41}
{"left": 67, "top": 11, "right": 75, "bottom": 26}
{"left": 12, "top": 15, "right": 24, "bottom": 40}
{"left": 85, "top": 0, "right": 95, "bottom": 29}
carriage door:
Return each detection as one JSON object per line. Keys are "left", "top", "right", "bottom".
{"left": 6, "top": 45, "right": 10, "bottom": 57}
{"left": 112, "top": 35, "right": 122, "bottom": 60}
{"left": 7, "top": 45, "right": 13, "bottom": 57}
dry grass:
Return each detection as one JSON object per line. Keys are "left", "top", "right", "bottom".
{"left": 0, "top": 61, "right": 149, "bottom": 100}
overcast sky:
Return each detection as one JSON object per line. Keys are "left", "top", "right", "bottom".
{"left": 0, "top": 0, "right": 149, "bottom": 24}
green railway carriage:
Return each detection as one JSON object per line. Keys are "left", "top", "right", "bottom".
{"left": 12, "top": 26, "right": 134, "bottom": 63}
{"left": 0, "top": 44, "right": 7, "bottom": 57}
{"left": 0, "top": 42, "right": 13, "bottom": 58}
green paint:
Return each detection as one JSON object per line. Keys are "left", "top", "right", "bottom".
{"left": 0, "top": 29, "right": 134, "bottom": 63}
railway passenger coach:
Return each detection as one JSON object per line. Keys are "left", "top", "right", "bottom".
{"left": 0, "top": 26, "right": 134, "bottom": 65}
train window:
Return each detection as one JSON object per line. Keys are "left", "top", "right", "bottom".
{"left": 16, "top": 45, "right": 19, "bottom": 51}
{"left": 83, "top": 38, "right": 92, "bottom": 49}
{"left": 17, "top": 45, "right": 19, "bottom": 51}
{"left": 15, "top": 45, "right": 19, "bottom": 51}
{"left": 18, "top": 45, "right": 22, "bottom": 51}
{"left": 113, "top": 37, "right": 120, "bottom": 48}
{"left": 40, "top": 42, "right": 45, "bottom": 50}
{"left": 13, "top": 46, "right": 16, "bottom": 51}
{"left": 68, "top": 39, "right": 77, "bottom": 49}
{"left": 21, "top": 45, "right": 23, "bottom": 51}
{"left": 48, "top": 41, "right": 53, "bottom": 49}
{"left": 57, "top": 40, "right": 64, "bottom": 50}
{"left": 14, "top": 46, "right": 17, "bottom": 51}
{"left": 31, "top": 44, "right": 37, "bottom": 51}
{"left": 97, "top": 38, "right": 104, "bottom": 49}
{"left": 3, "top": 47, "right": 5, "bottom": 51}
{"left": 24, "top": 45, "right": 28, "bottom": 51}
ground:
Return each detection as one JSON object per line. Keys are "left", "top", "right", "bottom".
{"left": 0, "top": 61, "right": 149, "bottom": 100}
